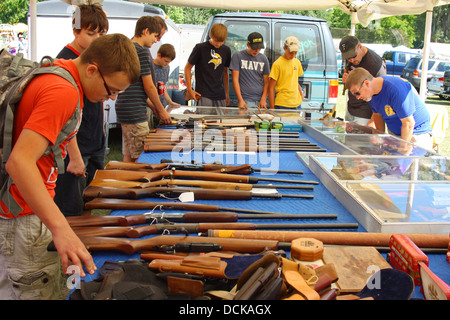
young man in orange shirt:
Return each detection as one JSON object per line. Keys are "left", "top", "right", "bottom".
{"left": 0, "top": 34, "right": 140, "bottom": 300}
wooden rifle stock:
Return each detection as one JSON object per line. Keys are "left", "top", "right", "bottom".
{"left": 94, "top": 169, "right": 319, "bottom": 185}
{"left": 73, "top": 235, "right": 284, "bottom": 254}
{"left": 71, "top": 222, "right": 256, "bottom": 238}
{"left": 67, "top": 211, "right": 239, "bottom": 227}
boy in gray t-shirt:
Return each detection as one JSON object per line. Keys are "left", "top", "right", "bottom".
{"left": 230, "top": 32, "right": 270, "bottom": 109}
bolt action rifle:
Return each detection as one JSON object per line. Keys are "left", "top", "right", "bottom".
{"left": 84, "top": 198, "right": 337, "bottom": 217}
{"left": 93, "top": 169, "right": 319, "bottom": 185}
{"left": 82, "top": 185, "right": 314, "bottom": 201}
{"left": 89, "top": 177, "right": 314, "bottom": 191}
{"left": 71, "top": 222, "right": 357, "bottom": 238}
{"left": 48, "top": 234, "right": 290, "bottom": 255}
{"left": 71, "top": 207, "right": 337, "bottom": 228}
{"left": 105, "top": 160, "right": 305, "bottom": 175}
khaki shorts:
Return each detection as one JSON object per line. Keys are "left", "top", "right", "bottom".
{"left": 121, "top": 121, "right": 150, "bottom": 159}
{"left": 0, "top": 215, "right": 69, "bottom": 300}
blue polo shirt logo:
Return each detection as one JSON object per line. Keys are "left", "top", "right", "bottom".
{"left": 385, "top": 105, "right": 395, "bottom": 116}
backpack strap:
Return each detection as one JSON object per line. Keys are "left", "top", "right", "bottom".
{"left": 33, "top": 65, "right": 81, "bottom": 175}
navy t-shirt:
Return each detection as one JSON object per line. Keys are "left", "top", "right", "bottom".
{"left": 188, "top": 41, "right": 231, "bottom": 100}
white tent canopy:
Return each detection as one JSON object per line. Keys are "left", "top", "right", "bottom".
{"left": 28, "top": 0, "right": 450, "bottom": 99}
{"left": 133, "top": 0, "right": 449, "bottom": 27}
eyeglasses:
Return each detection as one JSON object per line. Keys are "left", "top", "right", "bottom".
{"left": 91, "top": 63, "right": 124, "bottom": 97}
{"left": 352, "top": 80, "right": 366, "bottom": 97}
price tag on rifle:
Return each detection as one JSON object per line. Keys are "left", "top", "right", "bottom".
{"left": 251, "top": 188, "right": 278, "bottom": 195}
{"left": 178, "top": 192, "right": 195, "bottom": 202}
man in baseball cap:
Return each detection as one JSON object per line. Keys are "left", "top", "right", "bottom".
{"left": 229, "top": 32, "right": 270, "bottom": 109}
{"left": 339, "top": 35, "right": 386, "bottom": 126}
{"left": 268, "top": 35, "right": 304, "bottom": 109}
{"left": 247, "top": 32, "right": 265, "bottom": 50}
{"left": 339, "top": 35, "right": 360, "bottom": 60}
{"left": 284, "top": 36, "right": 300, "bottom": 52}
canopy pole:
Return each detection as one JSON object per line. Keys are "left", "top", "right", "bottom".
{"left": 350, "top": 12, "right": 357, "bottom": 36}
{"left": 419, "top": 10, "right": 433, "bottom": 101}
{"left": 29, "top": 0, "right": 37, "bottom": 62}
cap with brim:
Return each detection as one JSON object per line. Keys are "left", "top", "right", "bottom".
{"left": 339, "top": 35, "right": 360, "bottom": 60}
{"left": 284, "top": 36, "right": 300, "bottom": 52}
{"left": 248, "top": 32, "right": 265, "bottom": 50}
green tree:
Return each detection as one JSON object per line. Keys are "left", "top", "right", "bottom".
{"left": 0, "top": 0, "right": 30, "bottom": 24}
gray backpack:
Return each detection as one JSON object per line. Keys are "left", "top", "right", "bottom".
{"left": 0, "top": 49, "right": 81, "bottom": 217}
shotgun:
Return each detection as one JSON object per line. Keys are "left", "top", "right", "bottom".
{"left": 93, "top": 169, "right": 320, "bottom": 185}
{"left": 48, "top": 234, "right": 290, "bottom": 255}
{"left": 159, "top": 159, "right": 305, "bottom": 175}
{"left": 71, "top": 222, "right": 257, "bottom": 238}
{"left": 147, "top": 128, "right": 300, "bottom": 137}
{"left": 105, "top": 160, "right": 304, "bottom": 175}
{"left": 143, "top": 143, "right": 326, "bottom": 153}
{"left": 144, "top": 135, "right": 312, "bottom": 143}
{"left": 69, "top": 211, "right": 337, "bottom": 228}
{"left": 84, "top": 198, "right": 337, "bottom": 218}
{"left": 71, "top": 222, "right": 358, "bottom": 238}
{"left": 88, "top": 178, "right": 314, "bottom": 191}
{"left": 67, "top": 211, "right": 240, "bottom": 227}
{"left": 82, "top": 185, "right": 314, "bottom": 201}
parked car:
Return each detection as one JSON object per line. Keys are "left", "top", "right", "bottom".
{"left": 382, "top": 50, "right": 420, "bottom": 76}
{"left": 336, "top": 51, "right": 344, "bottom": 78}
{"left": 201, "top": 12, "right": 339, "bottom": 113}
{"left": 401, "top": 56, "right": 450, "bottom": 92}
{"left": 439, "top": 70, "right": 450, "bottom": 100}
{"left": 428, "top": 73, "right": 444, "bottom": 96}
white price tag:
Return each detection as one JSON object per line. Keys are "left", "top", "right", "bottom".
{"left": 178, "top": 192, "right": 195, "bottom": 202}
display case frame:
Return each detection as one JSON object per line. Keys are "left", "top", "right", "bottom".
{"left": 307, "top": 154, "right": 450, "bottom": 234}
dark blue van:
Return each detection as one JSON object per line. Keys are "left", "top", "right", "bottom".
{"left": 201, "top": 12, "right": 339, "bottom": 113}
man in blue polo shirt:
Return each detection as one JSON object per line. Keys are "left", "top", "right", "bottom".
{"left": 345, "top": 67, "right": 433, "bottom": 152}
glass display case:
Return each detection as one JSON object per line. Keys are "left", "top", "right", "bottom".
{"left": 299, "top": 118, "right": 438, "bottom": 156}
{"left": 308, "top": 154, "right": 450, "bottom": 234}
{"left": 300, "top": 119, "right": 384, "bottom": 135}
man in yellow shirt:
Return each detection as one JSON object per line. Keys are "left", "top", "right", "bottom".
{"left": 269, "top": 36, "right": 304, "bottom": 109}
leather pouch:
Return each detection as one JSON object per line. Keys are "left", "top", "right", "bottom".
{"left": 167, "top": 276, "right": 204, "bottom": 298}
{"left": 281, "top": 258, "right": 320, "bottom": 300}
{"left": 233, "top": 254, "right": 283, "bottom": 300}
